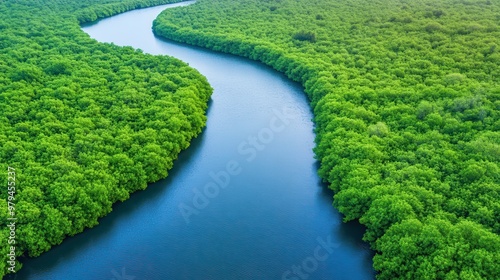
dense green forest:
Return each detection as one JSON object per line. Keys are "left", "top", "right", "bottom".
{"left": 0, "top": 0, "right": 212, "bottom": 277}
{"left": 153, "top": 0, "right": 500, "bottom": 279}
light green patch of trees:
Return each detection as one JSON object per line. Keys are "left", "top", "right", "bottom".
{"left": 153, "top": 0, "right": 499, "bottom": 278}
{"left": 0, "top": 0, "right": 211, "bottom": 277}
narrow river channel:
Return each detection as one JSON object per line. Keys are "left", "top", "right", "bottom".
{"left": 13, "top": 2, "right": 375, "bottom": 279}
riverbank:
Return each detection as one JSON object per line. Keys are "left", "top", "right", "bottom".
{"left": 152, "top": 0, "right": 500, "bottom": 279}
{"left": 0, "top": 1, "right": 211, "bottom": 277}
{"left": 10, "top": 2, "right": 375, "bottom": 279}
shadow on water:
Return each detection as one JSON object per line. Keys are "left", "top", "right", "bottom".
{"left": 12, "top": 120, "right": 209, "bottom": 279}
{"left": 315, "top": 160, "right": 375, "bottom": 272}
{"left": 314, "top": 159, "right": 373, "bottom": 253}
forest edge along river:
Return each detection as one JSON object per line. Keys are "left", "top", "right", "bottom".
{"left": 10, "top": 2, "right": 375, "bottom": 279}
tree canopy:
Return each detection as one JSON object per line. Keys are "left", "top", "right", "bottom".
{"left": 0, "top": 0, "right": 211, "bottom": 277}
{"left": 154, "top": 0, "right": 500, "bottom": 279}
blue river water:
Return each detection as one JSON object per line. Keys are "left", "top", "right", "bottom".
{"left": 12, "top": 2, "right": 375, "bottom": 279}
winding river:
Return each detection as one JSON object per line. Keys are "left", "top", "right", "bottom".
{"left": 13, "top": 2, "right": 375, "bottom": 279}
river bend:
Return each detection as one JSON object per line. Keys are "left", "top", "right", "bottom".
{"left": 13, "top": 2, "right": 375, "bottom": 279}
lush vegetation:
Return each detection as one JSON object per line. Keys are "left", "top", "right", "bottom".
{"left": 154, "top": 0, "right": 500, "bottom": 278}
{"left": 0, "top": 0, "right": 211, "bottom": 277}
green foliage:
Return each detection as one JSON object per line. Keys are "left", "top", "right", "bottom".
{"left": 74, "top": 0, "right": 188, "bottom": 24}
{"left": 368, "top": 122, "right": 390, "bottom": 137}
{"left": 153, "top": 0, "right": 500, "bottom": 279}
{"left": 293, "top": 31, "right": 316, "bottom": 42}
{"left": 0, "top": 0, "right": 211, "bottom": 277}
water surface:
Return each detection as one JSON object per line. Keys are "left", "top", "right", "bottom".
{"left": 13, "top": 2, "right": 375, "bottom": 279}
